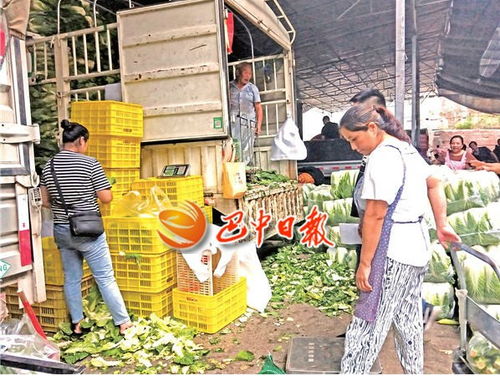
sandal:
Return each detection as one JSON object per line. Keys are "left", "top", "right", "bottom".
{"left": 71, "top": 322, "right": 85, "bottom": 337}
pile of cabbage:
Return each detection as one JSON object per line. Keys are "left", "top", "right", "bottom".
{"left": 425, "top": 167, "right": 500, "bottom": 327}
{"left": 302, "top": 170, "right": 360, "bottom": 270}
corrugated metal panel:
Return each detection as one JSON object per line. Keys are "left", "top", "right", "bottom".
{"left": 118, "top": 0, "right": 229, "bottom": 142}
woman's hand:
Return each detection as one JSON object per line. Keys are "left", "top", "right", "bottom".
{"left": 356, "top": 263, "right": 373, "bottom": 292}
{"left": 436, "top": 225, "right": 460, "bottom": 248}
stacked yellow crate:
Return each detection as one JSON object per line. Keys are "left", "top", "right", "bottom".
{"left": 173, "top": 252, "right": 247, "bottom": 333}
{"left": 70, "top": 101, "right": 143, "bottom": 216}
{"left": 103, "top": 216, "right": 176, "bottom": 318}
{"left": 130, "top": 176, "right": 212, "bottom": 223}
{"left": 5, "top": 237, "right": 93, "bottom": 333}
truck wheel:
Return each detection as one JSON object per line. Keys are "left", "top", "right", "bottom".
{"left": 298, "top": 167, "right": 324, "bottom": 185}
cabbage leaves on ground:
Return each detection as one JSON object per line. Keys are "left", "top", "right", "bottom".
{"left": 262, "top": 244, "right": 357, "bottom": 317}
{"left": 52, "top": 288, "right": 208, "bottom": 374}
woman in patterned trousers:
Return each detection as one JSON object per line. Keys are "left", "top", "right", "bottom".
{"left": 338, "top": 104, "right": 460, "bottom": 374}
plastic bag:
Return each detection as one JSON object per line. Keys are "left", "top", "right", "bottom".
{"left": 258, "top": 355, "right": 285, "bottom": 374}
{"left": 222, "top": 162, "right": 247, "bottom": 199}
{"left": 466, "top": 331, "right": 500, "bottom": 374}
{"left": 236, "top": 241, "right": 272, "bottom": 312}
{"left": 270, "top": 116, "right": 307, "bottom": 161}
{"left": 104, "top": 186, "right": 173, "bottom": 217}
{"left": 0, "top": 315, "right": 60, "bottom": 361}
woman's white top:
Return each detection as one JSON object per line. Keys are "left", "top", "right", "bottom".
{"left": 359, "top": 138, "right": 433, "bottom": 267}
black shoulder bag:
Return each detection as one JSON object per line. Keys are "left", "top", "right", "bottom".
{"left": 50, "top": 159, "right": 104, "bottom": 237}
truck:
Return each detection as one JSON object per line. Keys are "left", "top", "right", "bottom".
{"left": 0, "top": 3, "right": 45, "bottom": 305}
{"left": 2, "top": 0, "right": 303, "bottom": 306}
{"left": 297, "top": 138, "right": 363, "bottom": 184}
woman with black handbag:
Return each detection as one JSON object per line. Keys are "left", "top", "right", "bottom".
{"left": 40, "top": 120, "right": 132, "bottom": 335}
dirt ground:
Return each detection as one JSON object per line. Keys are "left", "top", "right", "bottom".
{"left": 197, "top": 303, "right": 460, "bottom": 374}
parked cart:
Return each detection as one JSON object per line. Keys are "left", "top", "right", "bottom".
{"left": 449, "top": 243, "right": 500, "bottom": 374}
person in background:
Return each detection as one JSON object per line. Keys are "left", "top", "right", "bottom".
{"left": 40, "top": 120, "right": 132, "bottom": 335}
{"left": 339, "top": 104, "right": 459, "bottom": 374}
{"left": 321, "top": 115, "right": 340, "bottom": 139}
{"left": 229, "top": 62, "right": 263, "bottom": 165}
{"left": 436, "top": 135, "right": 477, "bottom": 170}
{"left": 494, "top": 138, "right": 500, "bottom": 161}
{"left": 468, "top": 141, "right": 498, "bottom": 163}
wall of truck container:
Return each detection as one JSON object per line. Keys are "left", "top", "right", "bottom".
{"left": 0, "top": 37, "right": 45, "bottom": 303}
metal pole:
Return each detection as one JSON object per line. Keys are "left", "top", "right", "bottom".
{"left": 411, "top": 34, "right": 420, "bottom": 149}
{"left": 395, "top": 0, "right": 405, "bottom": 124}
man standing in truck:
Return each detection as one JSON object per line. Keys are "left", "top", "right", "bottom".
{"left": 229, "top": 62, "right": 263, "bottom": 165}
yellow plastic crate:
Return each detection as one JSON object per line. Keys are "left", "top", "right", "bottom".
{"left": 173, "top": 278, "right": 247, "bottom": 333}
{"left": 122, "top": 286, "right": 173, "bottom": 318}
{"left": 176, "top": 251, "right": 238, "bottom": 295}
{"left": 104, "top": 216, "right": 170, "bottom": 255}
{"left": 202, "top": 205, "right": 213, "bottom": 223}
{"left": 42, "top": 237, "right": 91, "bottom": 285}
{"left": 104, "top": 168, "right": 140, "bottom": 196}
{"left": 86, "top": 136, "right": 141, "bottom": 168}
{"left": 111, "top": 250, "right": 176, "bottom": 293}
{"left": 6, "top": 277, "right": 94, "bottom": 334}
{"left": 71, "top": 100, "right": 143, "bottom": 137}
{"left": 130, "top": 176, "right": 204, "bottom": 207}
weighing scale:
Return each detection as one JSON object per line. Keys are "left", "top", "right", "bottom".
{"left": 286, "top": 337, "right": 382, "bottom": 374}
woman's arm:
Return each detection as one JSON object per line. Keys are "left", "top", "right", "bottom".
{"left": 426, "top": 175, "right": 460, "bottom": 246}
{"left": 357, "top": 200, "right": 388, "bottom": 292}
{"left": 97, "top": 189, "right": 113, "bottom": 204}
{"left": 254, "top": 102, "right": 263, "bottom": 135}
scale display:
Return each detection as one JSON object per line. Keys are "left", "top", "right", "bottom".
{"left": 161, "top": 164, "right": 190, "bottom": 177}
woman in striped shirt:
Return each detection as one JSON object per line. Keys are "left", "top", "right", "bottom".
{"left": 41, "top": 120, "right": 131, "bottom": 335}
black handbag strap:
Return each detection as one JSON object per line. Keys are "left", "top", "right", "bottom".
{"left": 50, "top": 158, "right": 71, "bottom": 217}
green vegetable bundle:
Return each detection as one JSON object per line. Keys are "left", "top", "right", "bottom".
{"left": 424, "top": 242, "right": 455, "bottom": 284}
{"left": 447, "top": 208, "right": 500, "bottom": 247}
{"left": 466, "top": 332, "right": 500, "bottom": 374}
{"left": 459, "top": 246, "right": 500, "bottom": 305}
{"left": 330, "top": 170, "right": 359, "bottom": 200}
{"left": 421, "top": 282, "right": 455, "bottom": 319}
{"left": 322, "top": 198, "right": 359, "bottom": 226}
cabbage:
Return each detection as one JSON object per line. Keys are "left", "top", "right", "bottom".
{"left": 327, "top": 246, "right": 358, "bottom": 270}
{"left": 330, "top": 170, "right": 359, "bottom": 200}
{"left": 460, "top": 249, "right": 500, "bottom": 304}
{"left": 424, "top": 242, "right": 455, "bottom": 284}
{"left": 444, "top": 176, "right": 486, "bottom": 215}
{"left": 421, "top": 282, "right": 455, "bottom": 319}
{"left": 301, "top": 183, "right": 316, "bottom": 202}
{"left": 307, "top": 185, "right": 335, "bottom": 210}
{"left": 322, "top": 198, "right": 359, "bottom": 226}
{"left": 455, "top": 170, "right": 500, "bottom": 203}
{"left": 466, "top": 332, "right": 500, "bottom": 374}
{"left": 447, "top": 208, "right": 500, "bottom": 246}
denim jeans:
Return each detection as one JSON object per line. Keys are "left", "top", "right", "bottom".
{"left": 53, "top": 224, "right": 130, "bottom": 326}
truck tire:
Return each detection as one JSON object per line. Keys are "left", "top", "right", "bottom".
{"left": 298, "top": 167, "right": 324, "bottom": 185}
